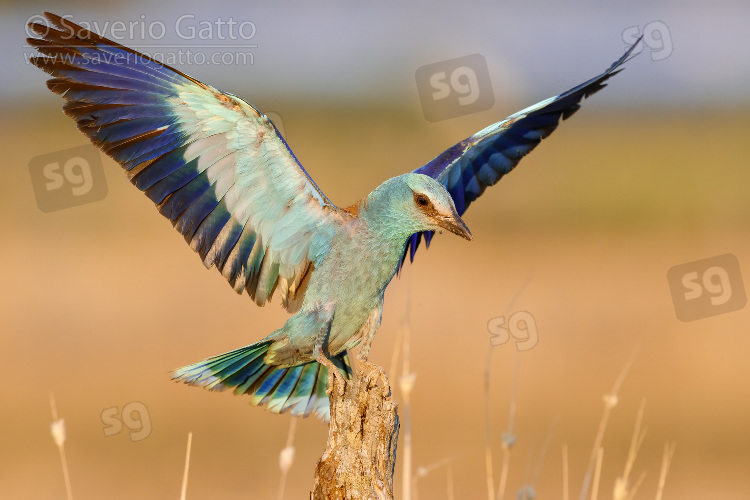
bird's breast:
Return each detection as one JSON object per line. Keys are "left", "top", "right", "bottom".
{"left": 303, "top": 223, "right": 406, "bottom": 349}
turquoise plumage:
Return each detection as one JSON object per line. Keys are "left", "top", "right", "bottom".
{"left": 27, "top": 12, "right": 639, "bottom": 420}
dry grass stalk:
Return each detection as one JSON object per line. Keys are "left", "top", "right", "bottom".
{"left": 484, "top": 344, "right": 496, "bottom": 500}
{"left": 655, "top": 443, "right": 676, "bottom": 500}
{"left": 49, "top": 393, "right": 73, "bottom": 500}
{"left": 180, "top": 432, "right": 192, "bottom": 500}
{"left": 488, "top": 277, "right": 530, "bottom": 500}
{"left": 517, "top": 418, "right": 556, "bottom": 498}
{"left": 590, "top": 447, "right": 604, "bottom": 500}
{"left": 413, "top": 456, "right": 458, "bottom": 499}
{"left": 613, "top": 400, "right": 648, "bottom": 500}
{"left": 277, "top": 418, "right": 297, "bottom": 500}
{"left": 388, "top": 324, "right": 403, "bottom": 384}
{"left": 579, "top": 351, "right": 636, "bottom": 500}
{"left": 447, "top": 465, "right": 455, "bottom": 500}
{"left": 495, "top": 361, "right": 519, "bottom": 500}
{"left": 399, "top": 323, "right": 416, "bottom": 500}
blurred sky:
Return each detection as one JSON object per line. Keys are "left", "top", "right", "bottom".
{"left": 4, "top": 0, "right": 750, "bottom": 109}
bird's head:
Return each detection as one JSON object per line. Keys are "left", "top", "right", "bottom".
{"left": 362, "top": 173, "right": 472, "bottom": 241}
{"left": 402, "top": 174, "right": 472, "bottom": 241}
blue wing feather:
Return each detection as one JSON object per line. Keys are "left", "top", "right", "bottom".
{"left": 28, "top": 12, "right": 344, "bottom": 311}
{"left": 403, "top": 38, "right": 641, "bottom": 265}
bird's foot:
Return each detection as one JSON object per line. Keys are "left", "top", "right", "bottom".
{"left": 314, "top": 350, "right": 346, "bottom": 395}
{"left": 328, "top": 363, "right": 347, "bottom": 393}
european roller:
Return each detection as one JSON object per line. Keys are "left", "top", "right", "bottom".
{"left": 28, "top": 13, "right": 639, "bottom": 419}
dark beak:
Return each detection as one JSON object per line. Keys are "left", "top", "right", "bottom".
{"left": 436, "top": 213, "right": 473, "bottom": 241}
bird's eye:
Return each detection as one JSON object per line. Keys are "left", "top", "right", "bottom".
{"left": 416, "top": 195, "right": 429, "bottom": 207}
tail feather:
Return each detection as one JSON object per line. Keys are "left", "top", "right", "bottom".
{"left": 267, "top": 364, "right": 305, "bottom": 413}
{"left": 172, "top": 340, "right": 351, "bottom": 420}
{"left": 211, "top": 346, "right": 268, "bottom": 379}
{"left": 177, "top": 343, "right": 267, "bottom": 388}
{"left": 279, "top": 362, "right": 318, "bottom": 413}
{"left": 252, "top": 368, "right": 287, "bottom": 406}
{"left": 307, "top": 366, "right": 330, "bottom": 418}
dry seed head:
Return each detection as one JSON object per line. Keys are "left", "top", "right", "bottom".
{"left": 502, "top": 431, "right": 517, "bottom": 448}
{"left": 279, "top": 446, "right": 295, "bottom": 472}
{"left": 613, "top": 477, "right": 628, "bottom": 500}
{"left": 399, "top": 373, "right": 417, "bottom": 394}
{"left": 51, "top": 419, "right": 66, "bottom": 448}
{"left": 603, "top": 394, "right": 619, "bottom": 409}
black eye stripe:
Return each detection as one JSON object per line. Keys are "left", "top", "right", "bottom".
{"left": 413, "top": 192, "right": 435, "bottom": 212}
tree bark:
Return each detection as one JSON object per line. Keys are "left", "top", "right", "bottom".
{"left": 311, "top": 366, "right": 399, "bottom": 500}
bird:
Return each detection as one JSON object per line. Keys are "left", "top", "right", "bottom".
{"left": 27, "top": 12, "right": 639, "bottom": 420}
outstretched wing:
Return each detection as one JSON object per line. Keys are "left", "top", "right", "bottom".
{"left": 27, "top": 12, "right": 344, "bottom": 312}
{"left": 402, "top": 39, "right": 641, "bottom": 266}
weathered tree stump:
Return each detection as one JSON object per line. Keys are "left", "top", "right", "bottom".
{"left": 311, "top": 366, "right": 399, "bottom": 500}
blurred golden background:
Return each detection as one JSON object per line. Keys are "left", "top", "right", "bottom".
{"left": 2, "top": 2, "right": 750, "bottom": 499}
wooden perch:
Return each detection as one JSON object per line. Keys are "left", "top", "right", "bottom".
{"left": 311, "top": 366, "right": 400, "bottom": 500}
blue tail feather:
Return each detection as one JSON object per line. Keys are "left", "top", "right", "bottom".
{"left": 172, "top": 340, "right": 351, "bottom": 420}
{"left": 268, "top": 365, "right": 305, "bottom": 413}
{"left": 281, "top": 362, "right": 318, "bottom": 414}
